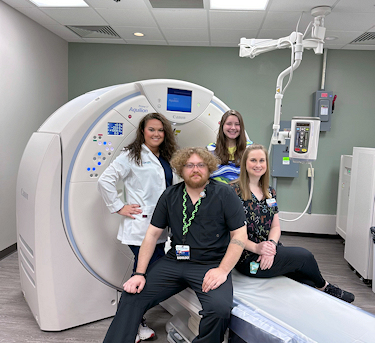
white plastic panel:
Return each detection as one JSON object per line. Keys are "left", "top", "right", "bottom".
{"left": 70, "top": 108, "right": 136, "bottom": 183}
{"left": 195, "top": 101, "right": 225, "bottom": 131}
{"left": 345, "top": 147, "right": 375, "bottom": 279}
{"left": 69, "top": 182, "right": 134, "bottom": 288}
{"left": 336, "top": 155, "right": 352, "bottom": 239}
{"left": 114, "top": 94, "right": 156, "bottom": 127}
{"left": 138, "top": 79, "right": 214, "bottom": 124}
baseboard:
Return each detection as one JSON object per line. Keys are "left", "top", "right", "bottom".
{"left": 279, "top": 212, "right": 337, "bottom": 235}
{"left": 0, "top": 243, "right": 17, "bottom": 261}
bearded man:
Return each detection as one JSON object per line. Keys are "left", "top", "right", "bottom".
{"left": 103, "top": 147, "right": 247, "bottom": 343}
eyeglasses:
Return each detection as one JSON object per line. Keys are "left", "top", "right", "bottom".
{"left": 184, "top": 163, "right": 207, "bottom": 170}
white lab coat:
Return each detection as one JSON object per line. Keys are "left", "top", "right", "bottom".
{"left": 98, "top": 144, "right": 178, "bottom": 245}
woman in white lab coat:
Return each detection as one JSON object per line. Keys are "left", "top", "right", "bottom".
{"left": 98, "top": 112, "right": 178, "bottom": 342}
{"left": 207, "top": 109, "right": 253, "bottom": 184}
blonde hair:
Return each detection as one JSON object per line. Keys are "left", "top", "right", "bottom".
{"left": 171, "top": 147, "right": 219, "bottom": 178}
{"left": 237, "top": 144, "right": 271, "bottom": 201}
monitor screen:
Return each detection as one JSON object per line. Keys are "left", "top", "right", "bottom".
{"left": 107, "top": 122, "right": 123, "bottom": 135}
{"left": 167, "top": 88, "right": 192, "bottom": 113}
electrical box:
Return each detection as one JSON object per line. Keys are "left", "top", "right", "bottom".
{"left": 313, "top": 90, "right": 333, "bottom": 131}
{"left": 271, "top": 121, "right": 299, "bottom": 178}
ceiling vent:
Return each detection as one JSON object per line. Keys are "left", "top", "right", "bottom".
{"left": 149, "top": 0, "right": 203, "bottom": 8}
{"left": 350, "top": 32, "right": 375, "bottom": 45}
{"left": 66, "top": 25, "right": 121, "bottom": 39}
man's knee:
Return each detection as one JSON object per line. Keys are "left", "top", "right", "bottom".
{"left": 200, "top": 298, "right": 232, "bottom": 319}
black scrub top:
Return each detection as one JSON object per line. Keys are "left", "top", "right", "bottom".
{"left": 151, "top": 180, "right": 246, "bottom": 263}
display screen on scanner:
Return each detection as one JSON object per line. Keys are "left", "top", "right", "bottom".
{"left": 167, "top": 88, "right": 192, "bottom": 113}
{"left": 107, "top": 122, "right": 123, "bottom": 135}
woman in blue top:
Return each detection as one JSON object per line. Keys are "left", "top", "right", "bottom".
{"left": 207, "top": 110, "right": 252, "bottom": 183}
{"left": 230, "top": 144, "right": 355, "bottom": 303}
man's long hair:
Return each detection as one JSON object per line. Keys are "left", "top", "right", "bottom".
{"left": 215, "top": 109, "right": 247, "bottom": 167}
{"left": 125, "top": 112, "right": 178, "bottom": 165}
{"left": 171, "top": 147, "right": 219, "bottom": 178}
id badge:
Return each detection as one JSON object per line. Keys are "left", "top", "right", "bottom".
{"left": 250, "top": 261, "right": 259, "bottom": 274}
{"left": 266, "top": 198, "right": 277, "bottom": 207}
{"left": 176, "top": 245, "right": 190, "bottom": 260}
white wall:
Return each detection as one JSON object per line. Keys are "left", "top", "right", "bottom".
{"left": 0, "top": 2, "right": 68, "bottom": 253}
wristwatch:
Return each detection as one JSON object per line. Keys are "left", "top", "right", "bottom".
{"left": 132, "top": 272, "right": 146, "bottom": 278}
{"left": 268, "top": 239, "right": 278, "bottom": 246}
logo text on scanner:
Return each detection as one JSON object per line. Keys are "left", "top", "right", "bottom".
{"left": 129, "top": 107, "right": 148, "bottom": 113}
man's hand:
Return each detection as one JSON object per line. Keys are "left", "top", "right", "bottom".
{"left": 123, "top": 275, "right": 146, "bottom": 293}
{"left": 202, "top": 267, "right": 228, "bottom": 293}
{"left": 117, "top": 204, "right": 142, "bottom": 219}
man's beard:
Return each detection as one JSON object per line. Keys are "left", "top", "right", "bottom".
{"left": 184, "top": 172, "right": 208, "bottom": 189}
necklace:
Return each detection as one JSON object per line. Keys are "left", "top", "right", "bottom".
{"left": 182, "top": 187, "right": 203, "bottom": 236}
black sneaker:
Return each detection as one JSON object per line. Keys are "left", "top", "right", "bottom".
{"left": 324, "top": 283, "right": 355, "bottom": 303}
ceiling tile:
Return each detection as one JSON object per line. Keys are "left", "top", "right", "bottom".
{"left": 113, "top": 26, "right": 165, "bottom": 40}
{"left": 96, "top": 8, "right": 157, "bottom": 27}
{"left": 2, "top": 0, "right": 36, "bottom": 7}
{"left": 324, "top": 12, "right": 375, "bottom": 31}
{"left": 209, "top": 10, "right": 265, "bottom": 30}
{"left": 167, "top": 41, "right": 209, "bottom": 46}
{"left": 257, "top": 28, "right": 298, "bottom": 39}
{"left": 152, "top": 9, "right": 207, "bottom": 28}
{"left": 85, "top": 0, "right": 148, "bottom": 10}
{"left": 125, "top": 39, "right": 168, "bottom": 45}
{"left": 162, "top": 28, "right": 209, "bottom": 41}
{"left": 40, "top": 8, "right": 107, "bottom": 25}
{"left": 343, "top": 44, "right": 375, "bottom": 50}
{"left": 334, "top": 0, "right": 375, "bottom": 13}
{"left": 268, "top": 0, "right": 336, "bottom": 12}
{"left": 210, "top": 28, "right": 259, "bottom": 43}
{"left": 15, "top": 7, "right": 59, "bottom": 25}
{"left": 262, "top": 11, "right": 312, "bottom": 31}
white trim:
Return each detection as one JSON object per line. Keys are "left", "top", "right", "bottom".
{"left": 279, "top": 212, "right": 337, "bottom": 235}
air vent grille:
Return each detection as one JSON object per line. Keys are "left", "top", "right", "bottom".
{"left": 350, "top": 32, "right": 375, "bottom": 45}
{"left": 66, "top": 25, "right": 121, "bottom": 39}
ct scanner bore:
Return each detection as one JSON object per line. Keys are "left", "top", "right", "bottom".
{"left": 16, "top": 79, "right": 230, "bottom": 331}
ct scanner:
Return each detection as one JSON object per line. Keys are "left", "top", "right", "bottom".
{"left": 16, "top": 79, "right": 375, "bottom": 342}
{"left": 16, "top": 79, "right": 229, "bottom": 331}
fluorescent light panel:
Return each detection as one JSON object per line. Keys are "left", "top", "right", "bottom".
{"left": 210, "top": 0, "right": 268, "bottom": 10}
{"left": 29, "top": 0, "right": 88, "bottom": 7}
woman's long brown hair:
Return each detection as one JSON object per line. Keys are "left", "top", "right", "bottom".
{"left": 125, "top": 112, "right": 178, "bottom": 165}
{"left": 237, "top": 144, "right": 271, "bottom": 201}
{"left": 215, "top": 110, "right": 247, "bottom": 166}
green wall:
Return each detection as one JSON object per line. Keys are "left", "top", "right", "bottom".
{"left": 69, "top": 43, "right": 375, "bottom": 215}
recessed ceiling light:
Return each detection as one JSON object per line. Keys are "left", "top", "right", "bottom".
{"left": 325, "top": 36, "right": 338, "bottom": 41}
{"left": 29, "top": 0, "right": 88, "bottom": 7}
{"left": 134, "top": 32, "right": 145, "bottom": 37}
{"left": 210, "top": 0, "right": 269, "bottom": 10}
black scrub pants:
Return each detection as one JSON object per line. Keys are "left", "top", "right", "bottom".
{"left": 103, "top": 256, "right": 233, "bottom": 343}
{"left": 235, "top": 245, "right": 326, "bottom": 288}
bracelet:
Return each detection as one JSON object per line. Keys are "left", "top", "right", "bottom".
{"left": 268, "top": 239, "right": 277, "bottom": 246}
{"left": 132, "top": 272, "right": 146, "bottom": 278}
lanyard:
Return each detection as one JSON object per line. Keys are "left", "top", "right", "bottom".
{"left": 182, "top": 186, "right": 203, "bottom": 243}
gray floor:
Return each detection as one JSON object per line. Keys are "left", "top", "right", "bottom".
{"left": 1, "top": 234, "right": 375, "bottom": 342}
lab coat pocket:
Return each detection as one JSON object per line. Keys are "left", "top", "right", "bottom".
{"left": 130, "top": 205, "right": 156, "bottom": 241}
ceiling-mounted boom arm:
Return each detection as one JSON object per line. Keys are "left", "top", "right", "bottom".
{"left": 239, "top": 6, "right": 331, "bottom": 146}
